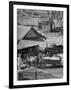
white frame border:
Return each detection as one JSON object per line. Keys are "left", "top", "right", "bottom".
{"left": 13, "top": 5, "right": 67, "bottom": 85}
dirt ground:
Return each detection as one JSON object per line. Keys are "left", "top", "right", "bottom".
{"left": 18, "top": 67, "right": 63, "bottom": 80}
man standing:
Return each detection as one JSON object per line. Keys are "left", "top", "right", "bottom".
{"left": 17, "top": 54, "right": 22, "bottom": 71}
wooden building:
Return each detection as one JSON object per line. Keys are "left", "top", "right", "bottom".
{"left": 17, "top": 25, "right": 46, "bottom": 57}
{"left": 18, "top": 40, "right": 39, "bottom": 57}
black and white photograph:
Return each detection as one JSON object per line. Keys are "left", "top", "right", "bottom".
{"left": 17, "top": 9, "right": 63, "bottom": 80}
{"left": 9, "top": 1, "right": 69, "bottom": 88}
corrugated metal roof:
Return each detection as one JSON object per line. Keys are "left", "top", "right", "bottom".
{"left": 17, "top": 40, "right": 39, "bottom": 49}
